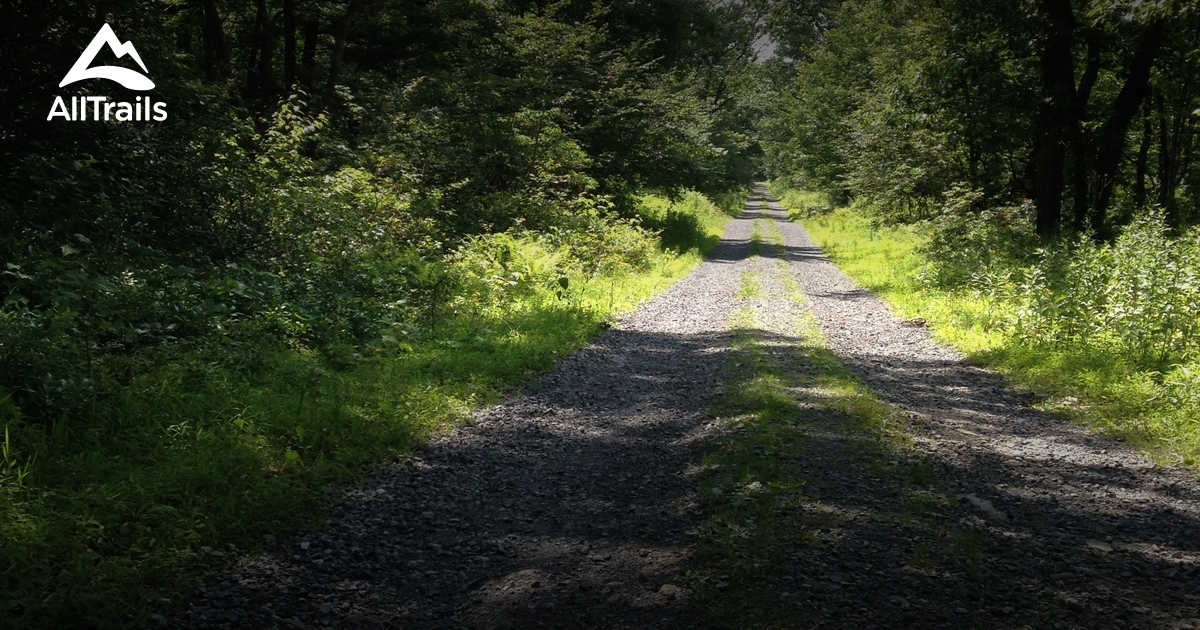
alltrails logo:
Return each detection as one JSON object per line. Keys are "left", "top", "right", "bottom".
{"left": 47, "top": 23, "right": 167, "bottom": 122}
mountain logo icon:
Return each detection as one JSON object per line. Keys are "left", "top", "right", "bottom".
{"left": 59, "top": 23, "right": 155, "bottom": 91}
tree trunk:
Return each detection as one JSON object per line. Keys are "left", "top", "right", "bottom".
{"left": 1091, "top": 19, "right": 1166, "bottom": 233}
{"left": 1157, "top": 77, "right": 1193, "bottom": 227}
{"left": 1156, "top": 89, "right": 1174, "bottom": 215}
{"left": 200, "top": 0, "right": 230, "bottom": 81}
{"left": 1070, "top": 34, "right": 1102, "bottom": 231}
{"left": 257, "top": 0, "right": 274, "bottom": 97}
{"left": 284, "top": 0, "right": 297, "bottom": 89}
{"left": 244, "top": 0, "right": 269, "bottom": 98}
{"left": 321, "top": 0, "right": 359, "bottom": 109}
{"left": 1179, "top": 105, "right": 1196, "bottom": 216}
{"left": 1133, "top": 100, "right": 1152, "bottom": 210}
{"left": 1033, "top": 0, "right": 1077, "bottom": 237}
{"left": 302, "top": 19, "right": 319, "bottom": 84}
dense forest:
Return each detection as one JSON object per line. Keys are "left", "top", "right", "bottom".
{"left": 761, "top": 0, "right": 1200, "bottom": 466}
{"left": 764, "top": 0, "right": 1200, "bottom": 234}
{"left": 2, "top": 0, "right": 1200, "bottom": 626}
{"left": 754, "top": 6, "right": 1200, "bottom": 623}
{"left": 0, "top": 1, "right": 760, "bottom": 625}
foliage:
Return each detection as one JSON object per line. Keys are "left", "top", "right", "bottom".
{"left": 782, "top": 195, "right": 1200, "bottom": 469}
{"left": 767, "top": 182, "right": 833, "bottom": 218}
{"left": 0, "top": 186, "right": 734, "bottom": 628}
{"left": 761, "top": 0, "right": 1199, "bottom": 235}
{"left": 0, "top": 0, "right": 765, "bottom": 625}
{"left": 761, "top": 0, "right": 1200, "bottom": 481}
{"left": 1011, "top": 211, "right": 1200, "bottom": 366}
{"left": 636, "top": 190, "right": 744, "bottom": 254}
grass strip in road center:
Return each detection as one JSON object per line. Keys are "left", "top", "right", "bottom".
{"left": 690, "top": 252, "right": 978, "bottom": 627}
{"left": 782, "top": 198, "right": 1200, "bottom": 468}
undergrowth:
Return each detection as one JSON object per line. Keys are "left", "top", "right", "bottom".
{"left": 771, "top": 182, "right": 1200, "bottom": 468}
{"left": 0, "top": 190, "right": 738, "bottom": 629}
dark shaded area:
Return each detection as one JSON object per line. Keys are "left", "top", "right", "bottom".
{"left": 166, "top": 198, "right": 1200, "bottom": 629}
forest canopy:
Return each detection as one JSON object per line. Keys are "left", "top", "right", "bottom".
{"left": 760, "top": 0, "right": 1200, "bottom": 236}
{"left": 0, "top": 0, "right": 764, "bottom": 425}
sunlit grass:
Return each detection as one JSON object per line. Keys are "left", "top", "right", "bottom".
{"left": 739, "top": 272, "right": 763, "bottom": 299}
{"left": 0, "top": 191, "right": 739, "bottom": 629}
{"left": 778, "top": 195, "right": 1200, "bottom": 469}
{"left": 694, "top": 285, "right": 928, "bottom": 626}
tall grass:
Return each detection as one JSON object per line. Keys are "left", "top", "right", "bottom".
{"left": 773, "top": 184, "right": 1200, "bottom": 469}
{"left": 0, "top": 190, "right": 738, "bottom": 629}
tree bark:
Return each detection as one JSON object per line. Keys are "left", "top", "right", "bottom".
{"left": 284, "top": 0, "right": 297, "bottom": 89}
{"left": 200, "top": 0, "right": 230, "bottom": 81}
{"left": 1033, "top": 0, "right": 1077, "bottom": 237}
{"left": 1091, "top": 18, "right": 1166, "bottom": 232}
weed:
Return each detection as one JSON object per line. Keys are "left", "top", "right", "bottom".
{"left": 781, "top": 194, "right": 1200, "bottom": 467}
{"left": 0, "top": 192, "right": 736, "bottom": 629}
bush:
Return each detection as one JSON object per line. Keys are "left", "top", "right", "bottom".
{"left": 920, "top": 193, "right": 1038, "bottom": 290}
{"left": 1010, "top": 210, "right": 1200, "bottom": 367}
{"left": 637, "top": 190, "right": 739, "bottom": 256}
{"left": 769, "top": 182, "right": 833, "bottom": 219}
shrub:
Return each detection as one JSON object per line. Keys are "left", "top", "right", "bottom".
{"left": 1001, "top": 209, "right": 1200, "bottom": 367}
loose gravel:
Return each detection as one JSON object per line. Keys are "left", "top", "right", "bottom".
{"left": 158, "top": 200, "right": 756, "bottom": 630}
{"left": 767, "top": 192, "right": 1200, "bottom": 629}
{"left": 160, "top": 187, "right": 1200, "bottom": 629}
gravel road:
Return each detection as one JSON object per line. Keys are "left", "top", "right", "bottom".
{"left": 767, "top": 193, "right": 1200, "bottom": 629}
{"left": 162, "top": 187, "right": 1199, "bottom": 629}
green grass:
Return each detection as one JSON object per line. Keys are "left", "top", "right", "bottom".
{"left": 738, "top": 272, "right": 763, "bottom": 300}
{"left": 691, "top": 275, "right": 938, "bottom": 626}
{"left": 0, "top": 191, "right": 737, "bottom": 629}
{"left": 775, "top": 191, "right": 1200, "bottom": 469}
{"left": 690, "top": 226, "right": 990, "bottom": 627}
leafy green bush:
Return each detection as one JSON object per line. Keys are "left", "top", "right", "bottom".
{"left": 768, "top": 182, "right": 832, "bottom": 219}
{"left": 919, "top": 193, "right": 1038, "bottom": 289}
{"left": 637, "top": 190, "right": 741, "bottom": 256}
{"left": 450, "top": 232, "right": 568, "bottom": 314}
{"left": 1010, "top": 210, "right": 1200, "bottom": 367}
{"left": 785, "top": 190, "right": 1200, "bottom": 468}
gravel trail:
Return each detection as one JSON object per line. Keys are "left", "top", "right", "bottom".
{"left": 762, "top": 191, "right": 1200, "bottom": 629}
{"left": 162, "top": 197, "right": 760, "bottom": 629}
{"left": 163, "top": 187, "right": 1199, "bottom": 629}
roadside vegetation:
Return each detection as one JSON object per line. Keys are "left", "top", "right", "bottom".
{"left": 0, "top": 188, "right": 738, "bottom": 628}
{"left": 759, "top": 0, "right": 1200, "bottom": 468}
{"left": 0, "top": 1, "right": 760, "bottom": 626}
{"left": 775, "top": 188, "right": 1200, "bottom": 468}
